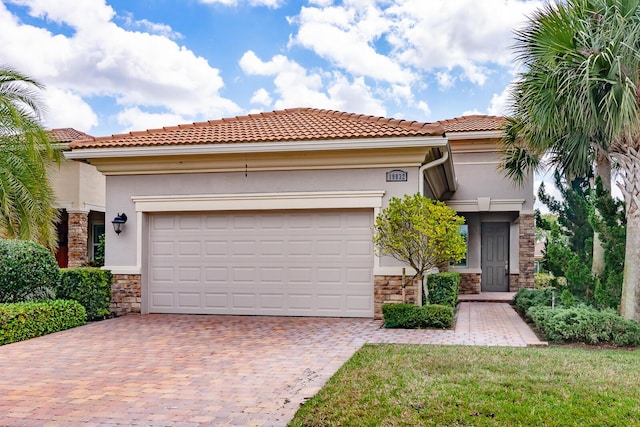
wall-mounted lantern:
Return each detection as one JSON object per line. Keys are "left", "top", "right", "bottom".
{"left": 111, "top": 213, "right": 127, "bottom": 235}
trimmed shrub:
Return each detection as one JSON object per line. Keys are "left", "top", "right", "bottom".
{"left": 0, "top": 239, "right": 60, "bottom": 303}
{"left": 513, "top": 288, "right": 555, "bottom": 315}
{"left": 57, "top": 268, "right": 113, "bottom": 320}
{"left": 426, "top": 272, "right": 460, "bottom": 308}
{"left": 0, "top": 300, "right": 86, "bottom": 345}
{"left": 383, "top": 304, "right": 425, "bottom": 329}
{"left": 526, "top": 305, "right": 640, "bottom": 346}
{"left": 382, "top": 303, "right": 454, "bottom": 329}
{"left": 423, "top": 304, "right": 455, "bottom": 329}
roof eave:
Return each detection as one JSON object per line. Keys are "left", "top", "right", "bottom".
{"left": 64, "top": 135, "right": 448, "bottom": 160}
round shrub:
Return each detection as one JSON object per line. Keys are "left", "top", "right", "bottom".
{"left": 0, "top": 239, "right": 60, "bottom": 303}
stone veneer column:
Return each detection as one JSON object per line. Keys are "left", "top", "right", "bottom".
{"left": 111, "top": 274, "right": 142, "bottom": 316}
{"left": 67, "top": 210, "right": 89, "bottom": 268}
{"left": 373, "top": 275, "right": 419, "bottom": 320}
{"left": 459, "top": 273, "right": 481, "bottom": 294}
{"left": 517, "top": 213, "right": 535, "bottom": 290}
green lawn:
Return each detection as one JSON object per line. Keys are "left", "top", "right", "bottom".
{"left": 289, "top": 344, "right": 640, "bottom": 426}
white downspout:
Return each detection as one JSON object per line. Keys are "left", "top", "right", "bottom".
{"left": 418, "top": 149, "right": 449, "bottom": 196}
{"left": 417, "top": 149, "right": 450, "bottom": 307}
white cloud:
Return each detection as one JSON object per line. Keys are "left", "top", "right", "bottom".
{"left": 290, "top": 0, "right": 541, "bottom": 88}
{"left": 118, "top": 13, "right": 183, "bottom": 40}
{"left": 290, "top": 3, "right": 414, "bottom": 84}
{"left": 387, "top": 0, "right": 542, "bottom": 82}
{"left": 43, "top": 87, "right": 99, "bottom": 131}
{"left": 488, "top": 84, "right": 514, "bottom": 116}
{"left": 462, "top": 109, "right": 482, "bottom": 116}
{"left": 198, "top": 0, "right": 285, "bottom": 7}
{"left": 116, "top": 107, "right": 188, "bottom": 133}
{"left": 436, "top": 72, "right": 456, "bottom": 90}
{"left": 0, "top": 0, "right": 240, "bottom": 134}
{"left": 240, "top": 51, "right": 386, "bottom": 115}
{"left": 416, "top": 101, "right": 431, "bottom": 118}
{"left": 250, "top": 88, "right": 273, "bottom": 106}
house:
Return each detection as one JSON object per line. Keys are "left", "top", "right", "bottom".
{"left": 66, "top": 108, "right": 534, "bottom": 319}
{"left": 49, "top": 128, "right": 106, "bottom": 268}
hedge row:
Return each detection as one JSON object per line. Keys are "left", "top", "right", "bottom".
{"left": 0, "top": 300, "right": 87, "bottom": 345}
{"left": 514, "top": 288, "right": 640, "bottom": 347}
{"left": 527, "top": 305, "right": 640, "bottom": 346}
{"left": 382, "top": 303, "right": 454, "bottom": 329}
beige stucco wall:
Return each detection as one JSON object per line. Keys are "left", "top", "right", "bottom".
{"left": 104, "top": 167, "right": 421, "bottom": 269}
{"left": 50, "top": 159, "right": 106, "bottom": 212}
{"left": 448, "top": 150, "right": 535, "bottom": 212}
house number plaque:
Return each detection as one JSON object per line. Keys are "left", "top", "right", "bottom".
{"left": 386, "top": 169, "right": 408, "bottom": 182}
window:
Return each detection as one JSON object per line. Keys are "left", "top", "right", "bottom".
{"left": 91, "top": 223, "right": 105, "bottom": 261}
{"left": 452, "top": 224, "right": 468, "bottom": 268}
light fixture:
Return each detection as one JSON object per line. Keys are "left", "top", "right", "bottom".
{"left": 112, "top": 213, "right": 127, "bottom": 235}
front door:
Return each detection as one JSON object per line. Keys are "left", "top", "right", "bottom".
{"left": 481, "top": 222, "right": 510, "bottom": 292}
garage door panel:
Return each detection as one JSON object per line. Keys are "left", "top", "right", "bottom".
{"left": 148, "top": 210, "right": 373, "bottom": 317}
{"left": 152, "top": 241, "right": 175, "bottom": 256}
{"left": 205, "top": 293, "right": 227, "bottom": 308}
{"left": 177, "top": 293, "right": 200, "bottom": 308}
{"left": 151, "top": 266, "right": 174, "bottom": 282}
{"left": 178, "top": 267, "right": 201, "bottom": 282}
{"left": 178, "top": 241, "right": 201, "bottom": 256}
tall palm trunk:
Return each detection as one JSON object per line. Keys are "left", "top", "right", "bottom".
{"left": 591, "top": 150, "right": 611, "bottom": 276}
{"left": 613, "top": 141, "right": 640, "bottom": 321}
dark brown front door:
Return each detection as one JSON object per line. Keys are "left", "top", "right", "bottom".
{"left": 481, "top": 222, "right": 510, "bottom": 292}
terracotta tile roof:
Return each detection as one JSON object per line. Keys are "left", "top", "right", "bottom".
{"left": 49, "top": 128, "right": 93, "bottom": 143}
{"left": 438, "top": 115, "right": 505, "bottom": 133}
{"left": 69, "top": 108, "right": 446, "bottom": 149}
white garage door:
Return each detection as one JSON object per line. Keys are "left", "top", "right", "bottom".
{"left": 148, "top": 209, "right": 374, "bottom": 317}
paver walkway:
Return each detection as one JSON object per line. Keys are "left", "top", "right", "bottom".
{"left": 0, "top": 302, "right": 545, "bottom": 427}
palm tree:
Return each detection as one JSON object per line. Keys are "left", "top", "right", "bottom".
{"left": 0, "top": 65, "right": 60, "bottom": 250}
{"left": 501, "top": 0, "right": 640, "bottom": 320}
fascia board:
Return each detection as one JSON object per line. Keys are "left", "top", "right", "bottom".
{"left": 64, "top": 136, "right": 448, "bottom": 160}
{"left": 446, "top": 130, "right": 503, "bottom": 140}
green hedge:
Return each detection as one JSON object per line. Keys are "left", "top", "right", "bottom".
{"left": 57, "top": 268, "right": 113, "bottom": 320}
{"left": 0, "top": 239, "right": 60, "bottom": 303}
{"left": 382, "top": 303, "right": 454, "bottom": 329}
{"left": 513, "top": 287, "right": 555, "bottom": 315}
{"left": 527, "top": 305, "right": 640, "bottom": 347}
{"left": 426, "top": 272, "right": 459, "bottom": 308}
{"left": 0, "top": 300, "right": 87, "bottom": 345}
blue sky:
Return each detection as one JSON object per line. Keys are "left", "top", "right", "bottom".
{"left": 0, "top": 0, "right": 543, "bottom": 137}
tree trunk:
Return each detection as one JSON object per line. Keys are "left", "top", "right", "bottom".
{"left": 614, "top": 143, "right": 640, "bottom": 320}
{"left": 591, "top": 150, "right": 612, "bottom": 276}
{"left": 621, "top": 211, "right": 640, "bottom": 321}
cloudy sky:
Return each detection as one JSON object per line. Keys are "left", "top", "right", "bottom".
{"left": 0, "top": 0, "right": 543, "bottom": 137}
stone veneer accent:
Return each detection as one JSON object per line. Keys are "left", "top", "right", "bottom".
{"left": 374, "top": 275, "right": 419, "bottom": 320}
{"left": 459, "top": 273, "right": 481, "bottom": 294}
{"left": 111, "top": 274, "right": 142, "bottom": 316}
{"left": 517, "top": 213, "right": 536, "bottom": 290}
{"left": 67, "top": 211, "right": 89, "bottom": 268}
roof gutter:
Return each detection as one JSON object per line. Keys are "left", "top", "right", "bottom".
{"left": 419, "top": 144, "right": 457, "bottom": 197}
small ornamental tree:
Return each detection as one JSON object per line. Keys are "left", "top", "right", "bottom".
{"left": 373, "top": 194, "right": 466, "bottom": 293}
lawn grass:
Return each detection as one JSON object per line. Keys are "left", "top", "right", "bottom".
{"left": 289, "top": 344, "right": 640, "bottom": 426}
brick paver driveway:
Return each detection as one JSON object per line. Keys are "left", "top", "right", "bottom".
{"left": 0, "top": 304, "right": 543, "bottom": 426}
{"left": 0, "top": 315, "right": 381, "bottom": 427}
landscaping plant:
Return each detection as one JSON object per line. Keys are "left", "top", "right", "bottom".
{"left": 57, "top": 268, "right": 113, "bottom": 320}
{"left": 0, "top": 239, "right": 60, "bottom": 303}
{"left": 373, "top": 193, "right": 466, "bottom": 292}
